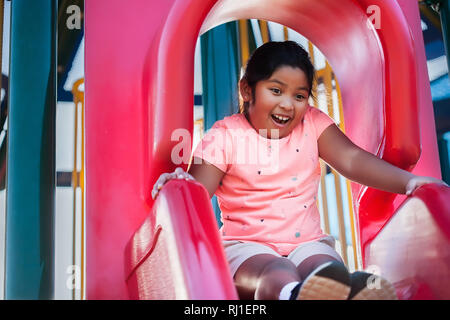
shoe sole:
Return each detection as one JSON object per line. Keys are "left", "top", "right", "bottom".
{"left": 296, "top": 261, "right": 351, "bottom": 300}
{"left": 351, "top": 276, "right": 398, "bottom": 300}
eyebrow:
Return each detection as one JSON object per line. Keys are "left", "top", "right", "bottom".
{"left": 267, "top": 79, "right": 309, "bottom": 91}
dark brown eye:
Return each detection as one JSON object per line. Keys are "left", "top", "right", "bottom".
{"left": 270, "top": 88, "right": 281, "bottom": 94}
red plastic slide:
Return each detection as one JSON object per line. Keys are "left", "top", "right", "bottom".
{"left": 85, "top": 0, "right": 449, "bottom": 299}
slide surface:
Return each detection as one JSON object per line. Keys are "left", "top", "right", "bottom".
{"left": 85, "top": 0, "right": 446, "bottom": 299}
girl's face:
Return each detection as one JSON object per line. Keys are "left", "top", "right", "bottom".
{"left": 241, "top": 65, "right": 310, "bottom": 139}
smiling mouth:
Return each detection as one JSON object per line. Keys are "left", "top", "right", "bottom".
{"left": 271, "top": 114, "right": 291, "bottom": 125}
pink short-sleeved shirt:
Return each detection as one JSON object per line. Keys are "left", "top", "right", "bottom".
{"left": 193, "top": 106, "right": 335, "bottom": 256}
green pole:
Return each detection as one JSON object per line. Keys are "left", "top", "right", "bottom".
{"left": 5, "top": 0, "right": 57, "bottom": 299}
{"left": 440, "top": 0, "right": 450, "bottom": 75}
{"left": 200, "top": 22, "right": 240, "bottom": 228}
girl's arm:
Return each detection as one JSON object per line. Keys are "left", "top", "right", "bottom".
{"left": 151, "top": 158, "right": 224, "bottom": 200}
{"left": 317, "top": 124, "right": 447, "bottom": 195}
{"left": 188, "top": 157, "right": 225, "bottom": 198}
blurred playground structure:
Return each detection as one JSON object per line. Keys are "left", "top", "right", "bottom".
{"left": 0, "top": 0, "right": 449, "bottom": 300}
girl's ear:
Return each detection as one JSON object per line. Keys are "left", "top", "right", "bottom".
{"left": 239, "top": 79, "right": 251, "bottom": 102}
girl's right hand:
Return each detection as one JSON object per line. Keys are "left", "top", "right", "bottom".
{"left": 151, "top": 167, "right": 195, "bottom": 200}
{"left": 405, "top": 175, "right": 449, "bottom": 196}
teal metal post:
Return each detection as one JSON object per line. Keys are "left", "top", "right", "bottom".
{"left": 200, "top": 22, "right": 240, "bottom": 228}
{"left": 440, "top": 0, "right": 450, "bottom": 74}
{"left": 5, "top": 0, "right": 57, "bottom": 299}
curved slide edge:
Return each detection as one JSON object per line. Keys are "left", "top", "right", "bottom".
{"left": 124, "top": 180, "right": 238, "bottom": 299}
{"left": 364, "top": 184, "right": 450, "bottom": 299}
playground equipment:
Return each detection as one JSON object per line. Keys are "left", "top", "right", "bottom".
{"left": 83, "top": 0, "right": 450, "bottom": 299}
{"left": 5, "top": 0, "right": 57, "bottom": 299}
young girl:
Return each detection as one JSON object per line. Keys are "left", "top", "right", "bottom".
{"left": 152, "top": 41, "right": 447, "bottom": 300}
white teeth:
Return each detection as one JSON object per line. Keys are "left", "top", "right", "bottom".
{"left": 273, "top": 114, "right": 290, "bottom": 121}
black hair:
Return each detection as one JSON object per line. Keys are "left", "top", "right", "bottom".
{"left": 240, "top": 40, "right": 315, "bottom": 115}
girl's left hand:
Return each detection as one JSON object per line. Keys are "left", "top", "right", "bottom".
{"left": 405, "top": 175, "right": 449, "bottom": 196}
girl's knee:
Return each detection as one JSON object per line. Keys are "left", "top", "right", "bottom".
{"left": 234, "top": 255, "right": 300, "bottom": 300}
{"left": 235, "top": 255, "right": 297, "bottom": 283}
{"left": 260, "top": 256, "right": 298, "bottom": 276}
{"left": 296, "top": 254, "right": 342, "bottom": 280}
{"left": 254, "top": 258, "right": 301, "bottom": 300}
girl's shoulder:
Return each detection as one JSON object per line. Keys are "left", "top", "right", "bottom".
{"left": 303, "top": 105, "right": 334, "bottom": 123}
{"left": 304, "top": 105, "right": 336, "bottom": 138}
{"left": 305, "top": 105, "right": 330, "bottom": 119}
{"left": 211, "top": 113, "right": 249, "bottom": 130}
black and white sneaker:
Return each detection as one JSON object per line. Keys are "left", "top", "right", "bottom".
{"left": 290, "top": 261, "right": 351, "bottom": 300}
{"left": 347, "top": 271, "right": 398, "bottom": 300}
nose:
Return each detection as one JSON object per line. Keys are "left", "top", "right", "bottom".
{"left": 278, "top": 97, "right": 294, "bottom": 110}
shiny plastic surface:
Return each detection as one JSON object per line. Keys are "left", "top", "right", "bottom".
{"left": 356, "top": 0, "right": 442, "bottom": 258}
{"left": 124, "top": 180, "right": 238, "bottom": 299}
{"left": 85, "top": 0, "right": 443, "bottom": 299}
{"left": 365, "top": 184, "right": 450, "bottom": 299}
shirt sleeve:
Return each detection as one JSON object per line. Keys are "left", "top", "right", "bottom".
{"left": 310, "top": 107, "right": 336, "bottom": 139}
{"left": 192, "top": 120, "right": 231, "bottom": 173}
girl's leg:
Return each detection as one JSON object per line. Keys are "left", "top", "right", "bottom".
{"left": 290, "top": 245, "right": 351, "bottom": 300}
{"left": 233, "top": 254, "right": 301, "bottom": 300}
{"left": 296, "top": 254, "right": 341, "bottom": 280}
{"left": 291, "top": 253, "right": 397, "bottom": 300}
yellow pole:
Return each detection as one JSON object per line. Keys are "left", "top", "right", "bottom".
{"left": 80, "top": 87, "right": 85, "bottom": 300}
{"left": 72, "top": 78, "right": 85, "bottom": 299}
{"left": 238, "top": 20, "right": 250, "bottom": 67}
{"left": 71, "top": 90, "right": 79, "bottom": 300}
{"left": 323, "top": 61, "right": 348, "bottom": 266}
{"left": 238, "top": 19, "right": 251, "bottom": 114}
{"left": 308, "top": 41, "right": 331, "bottom": 235}
{"left": 259, "top": 20, "right": 270, "bottom": 43}
{"left": 335, "top": 77, "right": 360, "bottom": 270}
{"left": 319, "top": 162, "right": 331, "bottom": 235}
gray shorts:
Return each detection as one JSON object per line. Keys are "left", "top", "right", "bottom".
{"left": 223, "top": 235, "right": 343, "bottom": 278}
